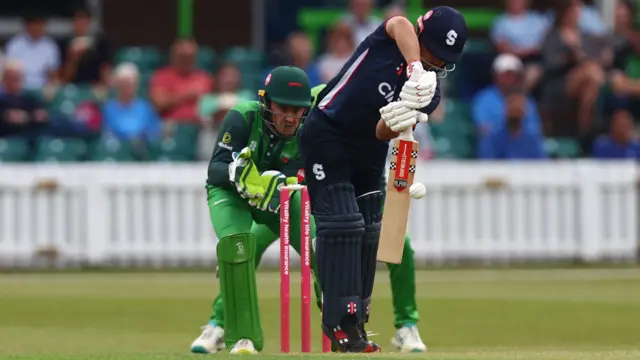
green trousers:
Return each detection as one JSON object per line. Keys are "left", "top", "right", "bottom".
{"left": 209, "top": 185, "right": 419, "bottom": 329}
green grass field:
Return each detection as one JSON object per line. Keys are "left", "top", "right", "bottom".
{"left": 1, "top": 269, "right": 640, "bottom": 360}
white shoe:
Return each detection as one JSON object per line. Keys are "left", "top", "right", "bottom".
{"left": 391, "top": 325, "right": 427, "bottom": 353}
{"left": 229, "top": 339, "right": 257, "bottom": 354}
{"left": 190, "top": 323, "right": 226, "bottom": 354}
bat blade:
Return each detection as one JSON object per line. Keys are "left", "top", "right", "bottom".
{"left": 377, "top": 137, "right": 419, "bottom": 264}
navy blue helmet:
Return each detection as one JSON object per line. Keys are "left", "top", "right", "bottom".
{"left": 418, "top": 6, "right": 468, "bottom": 64}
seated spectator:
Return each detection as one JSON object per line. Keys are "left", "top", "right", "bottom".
{"left": 317, "top": 23, "right": 355, "bottom": 83}
{"left": 540, "top": 0, "right": 608, "bottom": 137}
{"left": 4, "top": 12, "right": 59, "bottom": 91}
{"left": 149, "top": 38, "right": 213, "bottom": 124}
{"left": 491, "top": 0, "right": 549, "bottom": 90}
{"left": 341, "top": 0, "right": 382, "bottom": 46}
{"left": 478, "top": 92, "right": 546, "bottom": 160}
{"left": 592, "top": 110, "right": 640, "bottom": 159}
{"left": 472, "top": 54, "right": 541, "bottom": 137}
{"left": 609, "top": 1, "right": 640, "bottom": 114}
{"left": 547, "top": 0, "right": 608, "bottom": 38}
{"left": 58, "top": 5, "right": 110, "bottom": 88}
{"left": 198, "top": 63, "right": 253, "bottom": 128}
{"left": 0, "top": 60, "right": 49, "bottom": 138}
{"left": 102, "top": 63, "right": 161, "bottom": 141}
{"left": 279, "top": 32, "right": 321, "bottom": 87}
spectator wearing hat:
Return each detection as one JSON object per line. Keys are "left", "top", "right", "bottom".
{"left": 472, "top": 53, "right": 542, "bottom": 138}
{"left": 4, "top": 12, "right": 59, "bottom": 90}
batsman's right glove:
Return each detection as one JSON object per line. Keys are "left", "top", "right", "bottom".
{"left": 380, "top": 101, "right": 418, "bottom": 132}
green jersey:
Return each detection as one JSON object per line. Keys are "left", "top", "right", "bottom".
{"left": 207, "top": 101, "right": 304, "bottom": 187}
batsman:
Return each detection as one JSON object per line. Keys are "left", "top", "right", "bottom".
{"left": 191, "top": 65, "right": 314, "bottom": 355}
{"left": 299, "top": 6, "right": 467, "bottom": 352}
{"left": 191, "top": 83, "right": 429, "bottom": 354}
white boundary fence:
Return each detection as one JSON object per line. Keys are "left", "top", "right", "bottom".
{"left": 0, "top": 161, "right": 638, "bottom": 268}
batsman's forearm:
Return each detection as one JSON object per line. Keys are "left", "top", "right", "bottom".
{"left": 207, "top": 161, "right": 233, "bottom": 189}
{"left": 392, "top": 18, "right": 422, "bottom": 64}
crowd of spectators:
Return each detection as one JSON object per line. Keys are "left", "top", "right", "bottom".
{"left": 0, "top": 0, "right": 639, "bottom": 162}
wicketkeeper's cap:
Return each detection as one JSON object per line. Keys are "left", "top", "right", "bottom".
{"left": 418, "top": 6, "right": 468, "bottom": 64}
{"left": 263, "top": 66, "right": 312, "bottom": 108}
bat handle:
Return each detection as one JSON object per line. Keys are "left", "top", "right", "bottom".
{"left": 398, "top": 126, "right": 415, "bottom": 141}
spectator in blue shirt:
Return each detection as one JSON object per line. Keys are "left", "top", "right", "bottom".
{"left": 102, "top": 63, "right": 161, "bottom": 142}
{"left": 473, "top": 54, "right": 542, "bottom": 137}
{"left": 479, "top": 92, "right": 546, "bottom": 160}
{"left": 491, "top": 0, "right": 549, "bottom": 90}
{"left": 592, "top": 110, "right": 640, "bottom": 160}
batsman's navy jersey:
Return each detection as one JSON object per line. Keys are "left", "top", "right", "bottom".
{"left": 315, "top": 19, "right": 440, "bottom": 140}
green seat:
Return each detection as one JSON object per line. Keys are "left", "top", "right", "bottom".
{"left": 49, "top": 85, "right": 98, "bottom": 117}
{"left": 114, "top": 46, "right": 164, "bottom": 71}
{"left": 0, "top": 138, "right": 30, "bottom": 162}
{"left": 90, "top": 137, "right": 139, "bottom": 162}
{"left": 151, "top": 123, "right": 199, "bottom": 161}
{"left": 223, "top": 47, "right": 264, "bottom": 74}
{"left": 197, "top": 46, "right": 218, "bottom": 72}
{"left": 544, "top": 138, "right": 581, "bottom": 159}
{"left": 34, "top": 138, "right": 87, "bottom": 162}
{"left": 625, "top": 56, "right": 640, "bottom": 79}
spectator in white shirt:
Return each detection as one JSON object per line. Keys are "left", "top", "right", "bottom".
{"left": 341, "top": 0, "right": 382, "bottom": 46}
{"left": 4, "top": 12, "right": 60, "bottom": 91}
{"left": 318, "top": 23, "right": 355, "bottom": 83}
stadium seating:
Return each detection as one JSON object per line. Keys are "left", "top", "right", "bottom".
{"left": 0, "top": 137, "right": 30, "bottom": 162}
{"left": 430, "top": 99, "right": 475, "bottom": 159}
{"left": 34, "top": 137, "right": 88, "bottom": 162}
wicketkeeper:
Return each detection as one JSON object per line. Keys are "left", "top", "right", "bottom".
{"left": 191, "top": 66, "right": 314, "bottom": 355}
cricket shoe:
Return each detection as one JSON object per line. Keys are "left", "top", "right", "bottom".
{"left": 229, "top": 339, "right": 257, "bottom": 354}
{"left": 190, "top": 323, "right": 226, "bottom": 354}
{"left": 322, "top": 316, "right": 381, "bottom": 353}
{"left": 391, "top": 324, "right": 427, "bottom": 353}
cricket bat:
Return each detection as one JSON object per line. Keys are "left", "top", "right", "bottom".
{"left": 377, "top": 127, "right": 418, "bottom": 264}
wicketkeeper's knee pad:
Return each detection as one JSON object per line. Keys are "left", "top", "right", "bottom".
{"left": 356, "top": 191, "right": 384, "bottom": 303}
{"left": 313, "top": 182, "right": 365, "bottom": 327}
{"left": 216, "top": 233, "right": 263, "bottom": 351}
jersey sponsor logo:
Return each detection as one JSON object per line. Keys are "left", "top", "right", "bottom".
{"left": 446, "top": 30, "right": 458, "bottom": 46}
{"left": 217, "top": 142, "right": 233, "bottom": 151}
{"left": 222, "top": 132, "right": 232, "bottom": 144}
{"left": 378, "top": 82, "right": 395, "bottom": 103}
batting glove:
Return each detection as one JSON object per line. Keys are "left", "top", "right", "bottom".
{"left": 380, "top": 101, "right": 418, "bottom": 132}
{"left": 400, "top": 70, "right": 437, "bottom": 109}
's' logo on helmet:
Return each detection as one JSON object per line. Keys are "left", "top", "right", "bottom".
{"left": 265, "top": 73, "right": 272, "bottom": 86}
{"left": 446, "top": 30, "right": 458, "bottom": 46}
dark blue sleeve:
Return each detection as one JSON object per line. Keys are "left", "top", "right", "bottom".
{"left": 419, "top": 80, "right": 441, "bottom": 115}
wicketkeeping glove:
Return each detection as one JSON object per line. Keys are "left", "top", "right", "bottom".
{"left": 229, "top": 147, "right": 263, "bottom": 199}
{"left": 401, "top": 62, "right": 437, "bottom": 109}
{"left": 380, "top": 101, "right": 418, "bottom": 132}
{"left": 248, "top": 170, "right": 299, "bottom": 214}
